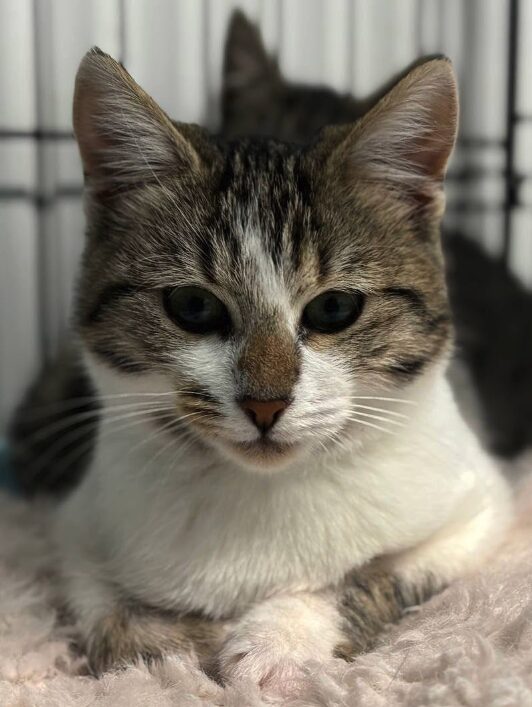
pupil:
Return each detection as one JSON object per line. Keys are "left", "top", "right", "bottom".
{"left": 188, "top": 296, "right": 205, "bottom": 317}
{"left": 324, "top": 297, "right": 340, "bottom": 316}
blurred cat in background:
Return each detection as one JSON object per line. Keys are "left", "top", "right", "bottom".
{"left": 221, "top": 10, "right": 532, "bottom": 459}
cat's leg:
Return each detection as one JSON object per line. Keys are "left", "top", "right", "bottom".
{"left": 333, "top": 566, "right": 436, "bottom": 659}
{"left": 59, "top": 563, "right": 226, "bottom": 675}
{"left": 216, "top": 567, "right": 433, "bottom": 693}
{"left": 86, "top": 603, "right": 226, "bottom": 675}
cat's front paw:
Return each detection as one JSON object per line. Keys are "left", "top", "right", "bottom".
{"left": 216, "top": 594, "right": 342, "bottom": 695}
{"left": 217, "top": 629, "right": 310, "bottom": 694}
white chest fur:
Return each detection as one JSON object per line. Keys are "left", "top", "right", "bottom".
{"left": 55, "top": 376, "right": 507, "bottom": 619}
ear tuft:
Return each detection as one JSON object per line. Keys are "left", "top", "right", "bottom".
{"left": 333, "top": 58, "right": 458, "bottom": 214}
{"left": 73, "top": 49, "right": 201, "bottom": 191}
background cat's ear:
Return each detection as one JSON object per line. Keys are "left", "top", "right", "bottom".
{"left": 221, "top": 11, "right": 282, "bottom": 138}
{"left": 331, "top": 58, "right": 458, "bottom": 217}
{"left": 73, "top": 48, "right": 202, "bottom": 191}
{"left": 223, "top": 10, "right": 279, "bottom": 91}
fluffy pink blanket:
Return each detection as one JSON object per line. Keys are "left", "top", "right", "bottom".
{"left": 1, "top": 456, "right": 531, "bottom": 706}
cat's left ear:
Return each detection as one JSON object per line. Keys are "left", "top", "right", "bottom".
{"left": 73, "top": 48, "right": 203, "bottom": 192}
{"left": 328, "top": 58, "right": 458, "bottom": 218}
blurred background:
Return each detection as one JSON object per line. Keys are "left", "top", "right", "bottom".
{"left": 0, "top": 0, "right": 531, "bottom": 436}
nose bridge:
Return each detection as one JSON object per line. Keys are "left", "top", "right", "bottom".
{"left": 237, "top": 319, "right": 299, "bottom": 400}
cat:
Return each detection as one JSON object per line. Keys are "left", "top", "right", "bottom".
{"left": 15, "top": 48, "right": 510, "bottom": 689}
{"left": 222, "top": 10, "right": 532, "bottom": 458}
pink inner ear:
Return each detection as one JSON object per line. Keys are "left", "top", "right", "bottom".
{"left": 346, "top": 60, "right": 458, "bottom": 190}
{"left": 407, "top": 92, "right": 458, "bottom": 182}
{"left": 72, "top": 49, "right": 203, "bottom": 191}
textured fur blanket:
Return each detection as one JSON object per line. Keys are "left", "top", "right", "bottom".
{"left": 1, "top": 456, "right": 531, "bottom": 706}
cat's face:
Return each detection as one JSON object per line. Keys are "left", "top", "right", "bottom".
{"left": 73, "top": 50, "right": 457, "bottom": 472}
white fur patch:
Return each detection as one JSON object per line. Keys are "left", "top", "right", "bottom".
{"left": 217, "top": 592, "right": 343, "bottom": 693}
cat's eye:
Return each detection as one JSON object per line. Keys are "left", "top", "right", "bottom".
{"left": 163, "top": 286, "right": 230, "bottom": 334}
{"left": 302, "top": 291, "right": 364, "bottom": 334}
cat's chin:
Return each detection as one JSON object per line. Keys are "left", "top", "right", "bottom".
{"left": 219, "top": 438, "right": 301, "bottom": 472}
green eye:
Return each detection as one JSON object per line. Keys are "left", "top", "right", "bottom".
{"left": 163, "top": 286, "right": 230, "bottom": 334}
{"left": 302, "top": 291, "right": 364, "bottom": 333}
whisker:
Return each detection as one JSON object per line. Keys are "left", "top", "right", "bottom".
{"left": 19, "top": 389, "right": 213, "bottom": 419}
{"left": 137, "top": 424, "right": 190, "bottom": 476}
{"left": 347, "top": 416, "right": 397, "bottom": 435}
{"left": 25, "top": 400, "right": 175, "bottom": 444}
{"left": 350, "top": 396, "right": 417, "bottom": 405}
{"left": 25, "top": 408, "right": 178, "bottom": 482}
{"left": 311, "top": 428, "right": 351, "bottom": 456}
{"left": 123, "top": 411, "right": 208, "bottom": 475}
{"left": 351, "top": 404, "right": 410, "bottom": 419}
{"left": 32, "top": 406, "right": 212, "bottom": 488}
{"left": 45, "top": 411, "right": 186, "bottom": 490}
{"left": 346, "top": 411, "right": 406, "bottom": 427}
{"left": 35, "top": 408, "right": 178, "bottom": 487}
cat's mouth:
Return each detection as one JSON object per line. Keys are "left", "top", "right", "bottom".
{"left": 226, "top": 438, "right": 298, "bottom": 465}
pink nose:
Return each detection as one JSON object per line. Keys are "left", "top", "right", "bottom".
{"left": 240, "top": 399, "right": 289, "bottom": 433}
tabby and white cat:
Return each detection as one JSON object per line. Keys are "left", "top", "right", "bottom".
{"left": 32, "top": 48, "right": 513, "bottom": 687}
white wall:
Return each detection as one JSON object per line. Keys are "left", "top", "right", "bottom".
{"left": 0, "top": 0, "right": 530, "bottom": 430}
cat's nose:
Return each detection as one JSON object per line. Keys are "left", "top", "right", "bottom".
{"left": 239, "top": 399, "right": 289, "bottom": 434}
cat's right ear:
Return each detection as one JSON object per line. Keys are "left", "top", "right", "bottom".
{"left": 73, "top": 48, "right": 202, "bottom": 193}
{"left": 321, "top": 58, "right": 458, "bottom": 224}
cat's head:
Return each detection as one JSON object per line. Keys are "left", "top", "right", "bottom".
{"left": 73, "top": 48, "right": 457, "bottom": 472}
